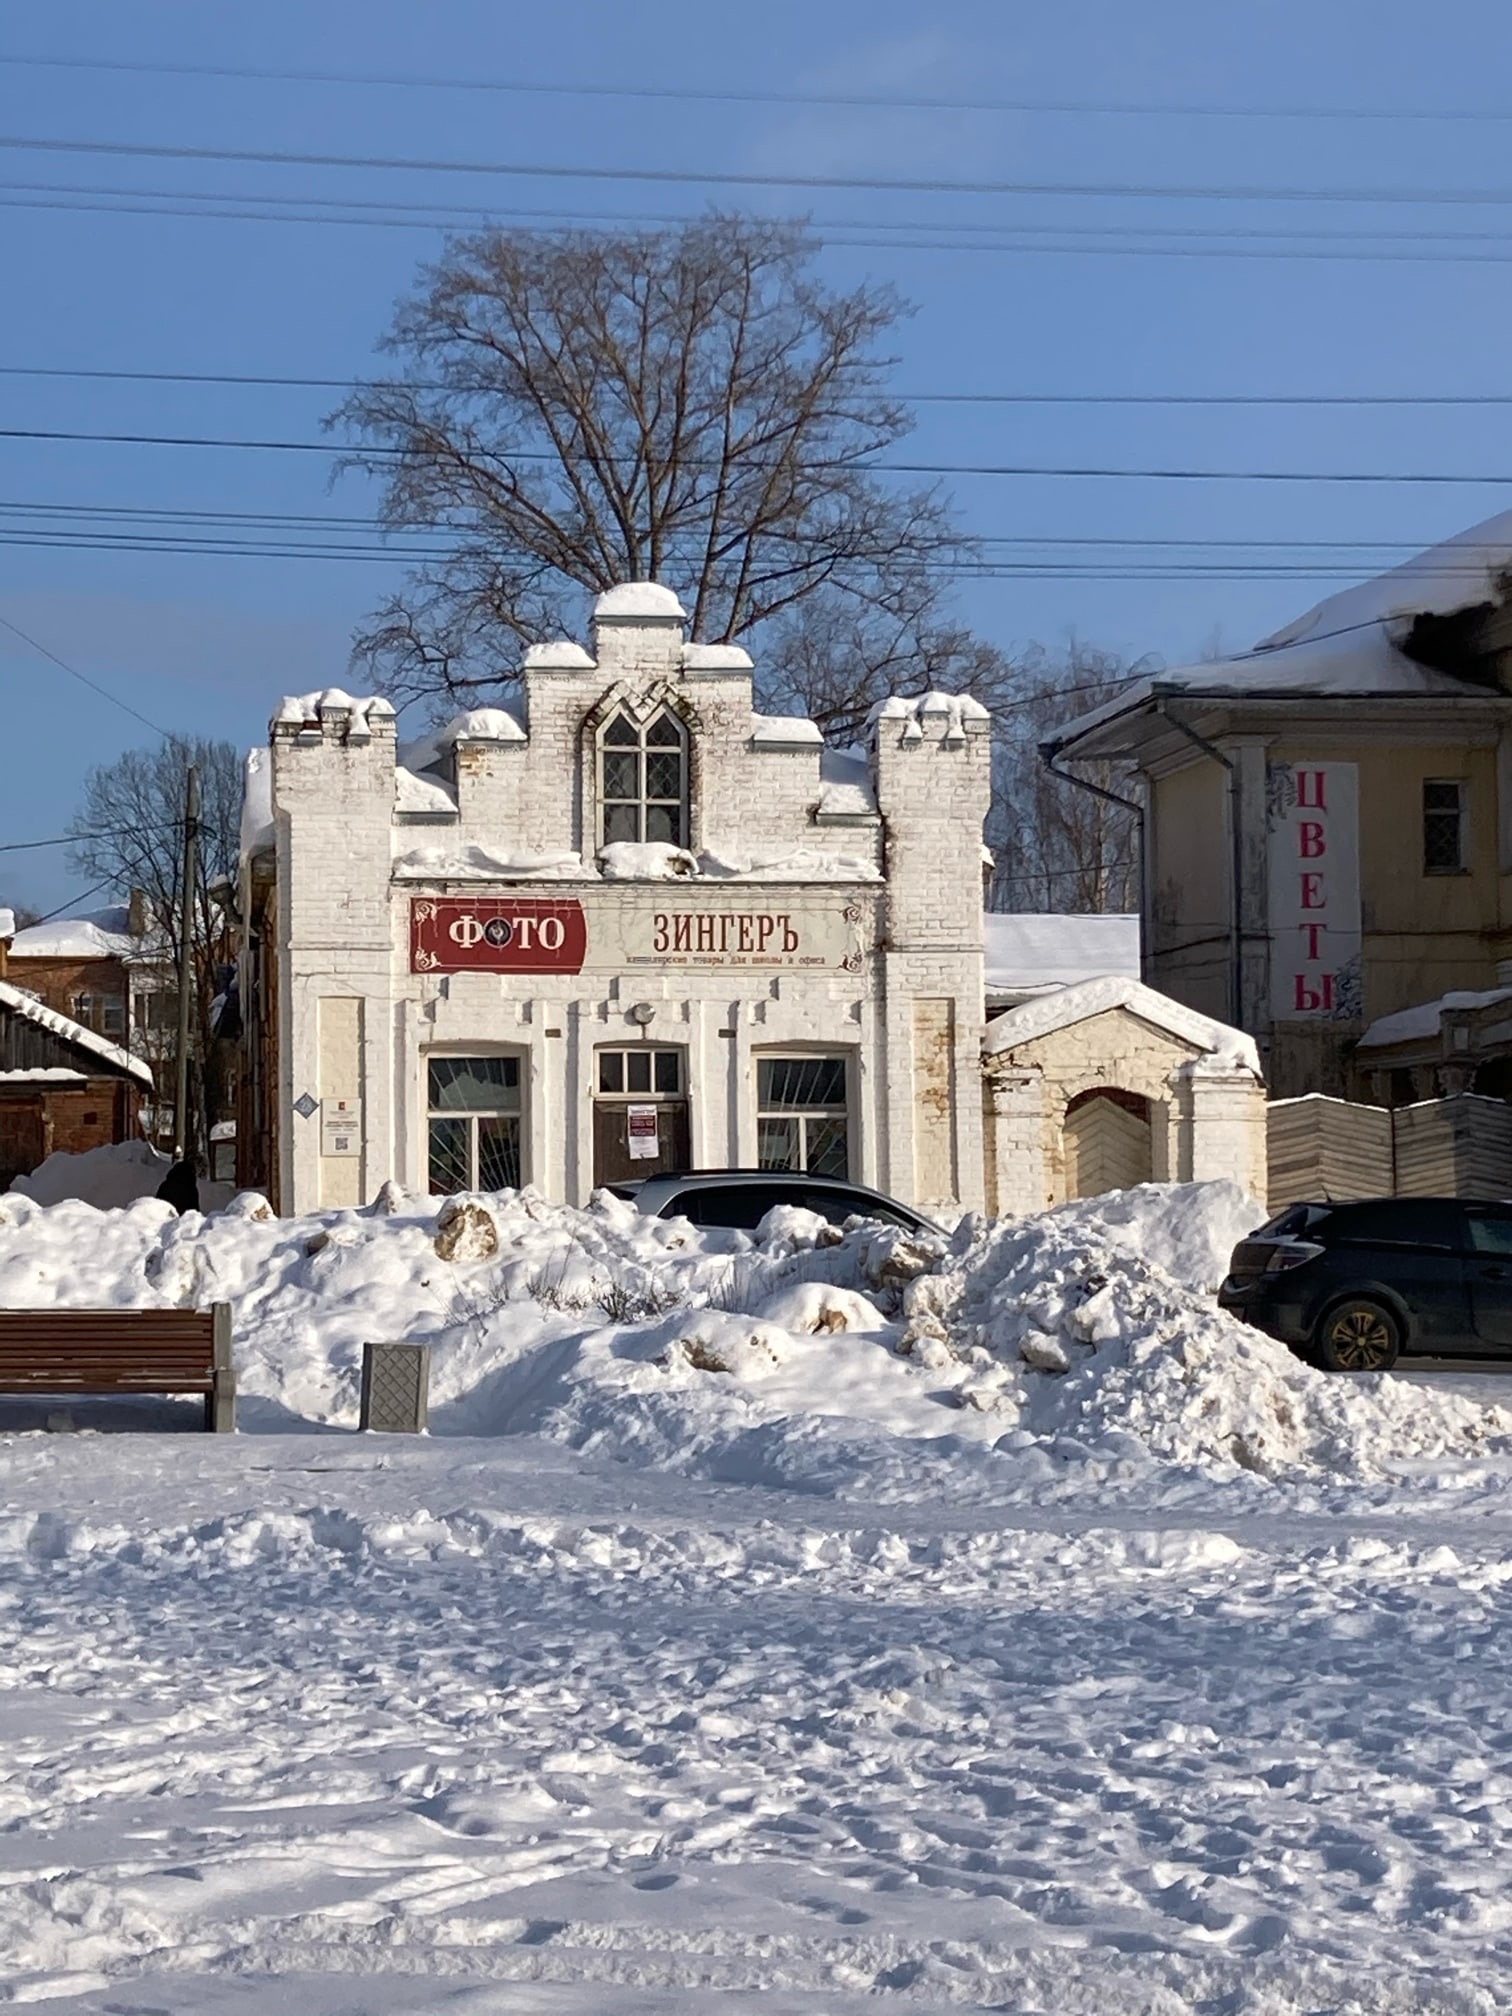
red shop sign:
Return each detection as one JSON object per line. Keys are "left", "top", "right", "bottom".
{"left": 410, "top": 896, "right": 588, "bottom": 974}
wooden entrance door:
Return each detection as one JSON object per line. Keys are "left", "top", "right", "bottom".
{"left": 0, "top": 1098, "right": 45, "bottom": 1192}
{"left": 593, "top": 1099, "right": 690, "bottom": 1187}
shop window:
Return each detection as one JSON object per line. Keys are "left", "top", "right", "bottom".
{"left": 599, "top": 707, "right": 688, "bottom": 847}
{"left": 1423, "top": 779, "right": 1466, "bottom": 873}
{"left": 426, "top": 1053, "right": 523, "bottom": 1195}
{"left": 756, "top": 1054, "right": 850, "bottom": 1178}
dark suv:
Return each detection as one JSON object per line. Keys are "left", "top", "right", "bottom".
{"left": 1219, "top": 1196, "right": 1512, "bottom": 1370}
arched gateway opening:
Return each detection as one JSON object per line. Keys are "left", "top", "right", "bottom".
{"left": 1062, "top": 1087, "right": 1154, "bottom": 1198}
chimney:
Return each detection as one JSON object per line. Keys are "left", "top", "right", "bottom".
{"left": 590, "top": 581, "right": 687, "bottom": 680}
{"left": 0, "top": 906, "right": 11, "bottom": 980}
{"left": 128, "top": 887, "right": 150, "bottom": 939}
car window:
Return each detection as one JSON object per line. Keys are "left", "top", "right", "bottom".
{"left": 1257, "top": 1204, "right": 1332, "bottom": 1239}
{"left": 668, "top": 1183, "right": 795, "bottom": 1230}
{"left": 1324, "top": 1200, "right": 1462, "bottom": 1252}
{"left": 800, "top": 1187, "right": 915, "bottom": 1229}
{"left": 1466, "top": 1211, "right": 1512, "bottom": 1257}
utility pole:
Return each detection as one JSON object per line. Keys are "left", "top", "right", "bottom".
{"left": 172, "top": 764, "right": 199, "bottom": 1165}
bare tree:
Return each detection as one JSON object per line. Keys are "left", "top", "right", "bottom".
{"left": 334, "top": 213, "right": 972, "bottom": 709}
{"left": 989, "top": 644, "right": 1154, "bottom": 915}
{"left": 68, "top": 738, "right": 243, "bottom": 1152}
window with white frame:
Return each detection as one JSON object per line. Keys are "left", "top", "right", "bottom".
{"left": 599, "top": 707, "right": 688, "bottom": 846}
{"left": 426, "top": 1054, "right": 523, "bottom": 1194}
{"left": 1423, "top": 779, "right": 1466, "bottom": 874}
{"left": 756, "top": 1054, "right": 851, "bottom": 1177}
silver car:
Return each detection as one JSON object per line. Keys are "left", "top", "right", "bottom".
{"left": 608, "top": 1169, "right": 938, "bottom": 1234}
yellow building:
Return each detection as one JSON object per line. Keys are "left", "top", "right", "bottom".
{"left": 1046, "top": 513, "right": 1512, "bottom": 1103}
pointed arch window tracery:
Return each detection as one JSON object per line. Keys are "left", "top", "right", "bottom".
{"left": 597, "top": 705, "right": 689, "bottom": 846}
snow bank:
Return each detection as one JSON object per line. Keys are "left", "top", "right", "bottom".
{"left": 9, "top": 1139, "right": 171, "bottom": 1209}
{"left": 0, "top": 1177, "right": 1507, "bottom": 1490}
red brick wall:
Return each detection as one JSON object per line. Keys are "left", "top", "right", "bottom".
{"left": 4, "top": 954, "right": 130, "bottom": 1036}
{"left": 0, "top": 1078, "right": 134, "bottom": 1186}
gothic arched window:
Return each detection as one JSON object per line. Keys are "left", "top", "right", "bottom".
{"left": 598, "top": 707, "right": 689, "bottom": 846}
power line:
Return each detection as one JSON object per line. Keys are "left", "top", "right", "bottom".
{"left": 0, "top": 823, "right": 179, "bottom": 855}
{"left": 9, "top": 422, "right": 1512, "bottom": 487}
{"left": 0, "top": 610, "right": 170, "bottom": 736}
{"left": 1, "top": 51, "right": 1505, "bottom": 127}
{"left": 14, "top": 178, "right": 1512, "bottom": 255}
{"left": 9, "top": 131, "right": 1512, "bottom": 209}
{"left": 1, "top": 500, "right": 1508, "bottom": 559}
{"left": 10, "top": 360, "right": 1512, "bottom": 408}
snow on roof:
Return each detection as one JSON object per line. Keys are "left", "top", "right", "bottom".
{"left": 1358, "top": 986, "right": 1512, "bottom": 1051}
{"left": 7, "top": 904, "right": 136, "bottom": 962}
{"left": 0, "top": 1067, "right": 88, "bottom": 1084}
{"left": 1053, "top": 511, "right": 1512, "bottom": 751}
{"left": 240, "top": 746, "right": 275, "bottom": 859}
{"left": 817, "top": 746, "right": 879, "bottom": 819}
{"left": 0, "top": 976, "right": 153, "bottom": 1085}
{"left": 982, "top": 974, "right": 1260, "bottom": 1074}
{"left": 869, "top": 690, "right": 991, "bottom": 742}
{"left": 394, "top": 766, "right": 459, "bottom": 817}
{"left": 271, "top": 689, "right": 396, "bottom": 731}
{"left": 750, "top": 713, "right": 824, "bottom": 749}
{"left": 523, "top": 640, "right": 596, "bottom": 670}
{"left": 593, "top": 582, "right": 687, "bottom": 621}
{"left": 985, "top": 913, "right": 1141, "bottom": 995}
{"left": 682, "top": 642, "right": 753, "bottom": 673}
{"left": 391, "top": 843, "right": 586, "bottom": 882}
{"left": 398, "top": 707, "right": 527, "bottom": 789}
{"left": 1262, "top": 507, "right": 1512, "bottom": 652}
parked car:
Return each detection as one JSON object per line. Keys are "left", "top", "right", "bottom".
{"left": 609, "top": 1169, "right": 939, "bottom": 1235}
{"left": 1218, "top": 1196, "right": 1512, "bottom": 1370}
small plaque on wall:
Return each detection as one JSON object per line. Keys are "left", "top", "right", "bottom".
{"left": 321, "top": 1098, "right": 361, "bottom": 1156}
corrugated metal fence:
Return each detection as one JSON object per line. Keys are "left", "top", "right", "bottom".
{"left": 1268, "top": 1094, "right": 1512, "bottom": 1211}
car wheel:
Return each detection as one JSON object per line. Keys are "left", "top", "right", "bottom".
{"left": 1314, "top": 1297, "right": 1402, "bottom": 1373}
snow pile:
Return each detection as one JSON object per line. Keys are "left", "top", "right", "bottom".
{"left": 0, "top": 1176, "right": 1508, "bottom": 1489}
{"left": 10, "top": 1139, "right": 172, "bottom": 1209}
{"left": 922, "top": 1185, "right": 1512, "bottom": 1479}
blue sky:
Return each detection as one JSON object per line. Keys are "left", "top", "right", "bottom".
{"left": 3, "top": 0, "right": 1512, "bottom": 912}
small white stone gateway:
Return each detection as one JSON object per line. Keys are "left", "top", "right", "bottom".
{"left": 233, "top": 580, "right": 1262, "bottom": 1219}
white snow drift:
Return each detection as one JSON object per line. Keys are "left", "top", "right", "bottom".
{"left": 0, "top": 1176, "right": 1506, "bottom": 1487}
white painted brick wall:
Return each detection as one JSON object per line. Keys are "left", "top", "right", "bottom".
{"left": 266, "top": 602, "right": 991, "bottom": 1215}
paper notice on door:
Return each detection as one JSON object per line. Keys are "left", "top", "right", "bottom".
{"left": 626, "top": 1104, "right": 660, "bottom": 1161}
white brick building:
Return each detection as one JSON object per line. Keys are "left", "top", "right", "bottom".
{"left": 238, "top": 584, "right": 995, "bottom": 1216}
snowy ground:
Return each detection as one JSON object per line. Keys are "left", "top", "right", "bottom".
{"left": 6, "top": 1179, "right": 1512, "bottom": 2010}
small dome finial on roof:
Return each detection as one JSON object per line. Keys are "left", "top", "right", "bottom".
{"left": 592, "top": 582, "right": 687, "bottom": 622}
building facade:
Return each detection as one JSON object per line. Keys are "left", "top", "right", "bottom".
{"left": 1046, "top": 511, "right": 1512, "bottom": 1104}
{"left": 239, "top": 585, "right": 996, "bottom": 1216}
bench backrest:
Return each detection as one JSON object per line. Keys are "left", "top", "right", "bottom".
{"left": 0, "top": 1306, "right": 231, "bottom": 1385}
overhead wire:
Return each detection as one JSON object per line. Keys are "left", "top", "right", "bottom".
{"left": 14, "top": 183, "right": 1512, "bottom": 264}
{"left": 0, "top": 610, "right": 170, "bottom": 737}
{"left": 8, "top": 362, "right": 1512, "bottom": 407}
{"left": 8, "top": 423, "right": 1512, "bottom": 487}
{"left": 0, "top": 51, "right": 1506, "bottom": 126}
{"left": 10, "top": 132, "right": 1512, "bottom": 208}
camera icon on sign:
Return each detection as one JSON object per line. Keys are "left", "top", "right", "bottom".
{"left": 483, "top": 917, "right": 514, "bottom": 947}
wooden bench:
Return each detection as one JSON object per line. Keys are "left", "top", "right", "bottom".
{"left": 0, "top": 1304, "right": 236, "bottom": 1431}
